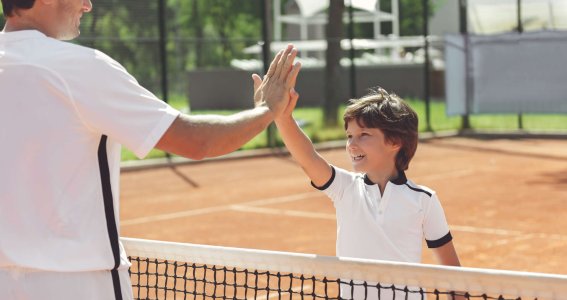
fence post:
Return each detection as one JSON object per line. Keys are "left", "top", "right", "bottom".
{"left": 348, "top": 2, "right": 357, "bottom": 99}
{"left": 158, "top": 0, "right": 171, "bottom": 160}
{"left": 459, "top": 0, "right": 471, "bottom": 130}
{"left": 423, "top": 0, "right": 432, "bottom": 132}
{"left": 261, "top": 0, "right": 276, "bottom": 148}
{"left": 517, "top": 0, "right": 524, "bottom": 130}
{"left": 158, "top": 0, "right": 168, "bottom": 103}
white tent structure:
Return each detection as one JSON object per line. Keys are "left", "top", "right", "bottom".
{"left": 468, "top": 0, "right": 567, "bottom": 34}
{"left": 445, "top": 0, "right": 567, "bottom": 115}
{"left": 273, "top": 0, "right": 399, "bottom": 41}
{"left": 238, "top": 0, "right": 436, "bottom": 69}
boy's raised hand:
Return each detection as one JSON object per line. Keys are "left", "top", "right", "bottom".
{"left": 277, "top": 88, "right": 300, "bottom": 121}
{"left": 252, "top": 45, "right": 301, "bottom": 118}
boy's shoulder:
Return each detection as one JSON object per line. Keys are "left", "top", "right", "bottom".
{"left": 332, "top": 165, "right": 366, "bottom": 181}
{"left": 402, "top": 178, "right": 436, "bottom": 198}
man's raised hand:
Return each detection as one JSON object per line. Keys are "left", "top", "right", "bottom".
{"left": 252, "top": 45, "right": 301, "bottom": 118}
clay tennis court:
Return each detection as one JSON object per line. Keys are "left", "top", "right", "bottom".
{"left": 119, "top": 134, "right": 567, "bottom": 275}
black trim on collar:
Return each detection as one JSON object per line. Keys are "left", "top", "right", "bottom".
{"left": 405, "top": 183, "right": 432, "bottom": 197}
{"left": 363, "top": 174, "right": 374, "bottom": 185}
{"left": 426, "top": 232, "right": 453, "bottom": 248}
{"left": 98, "top": 135, "right": 124, "bottom": 300}
{"left": 364, "top": 171, "right": 407, "bottom": 185}
{"left": 311, "top": 165, "right": 335, "bottom": 191}
{"left": 391, "top": 171, "right": 407, "bottom": 185}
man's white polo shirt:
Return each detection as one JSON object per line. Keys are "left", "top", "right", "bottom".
{"left": 313, "top": 166, "right": 452, "bottom": 263}
{"left": 0, "top": 30, "right": 179, "bottom": 272}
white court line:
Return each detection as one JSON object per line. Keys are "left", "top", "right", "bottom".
{"left": 482, "top": 234, "right": 535, "bottom": 249}
{"left": 451, "top": 225, "right": 567, "bottom": 241}
{"left": 237, "top": 192, "right": 321, "bottom": 207}
{"left": 123, "top": 191, "right": 567, "bottom": 241}
{"left": 231, "top": 206, "right": 567, "bottom": 241}
{"left": 414, "top": 169, "right": 475, "bottom": 181}
{"left": 231, "top": 205, "right": 335, "bottom": 220}
{"left": 121, "top": 191, "right": 321, "bottom": 226}
{"left": 450, "top": 225, "right": 522, "bottom": 236}
{"left": 122, "top": 205, "right": 228, "bottom": 226}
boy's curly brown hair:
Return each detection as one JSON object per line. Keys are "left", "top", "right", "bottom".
{"left": 343, "top": 87, "right": 418, "bottom": 171}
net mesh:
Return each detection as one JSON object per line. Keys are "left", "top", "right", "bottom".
{"left": 122, "top": 238, "right": 567, "bottom": 300}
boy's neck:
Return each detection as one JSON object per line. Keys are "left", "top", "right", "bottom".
{"left": 365, "top": 168, "right": 400, "bottom": 195}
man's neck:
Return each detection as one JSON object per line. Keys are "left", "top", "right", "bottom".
{"left": 2, "top": 11, "right": 48, "bottom": 35}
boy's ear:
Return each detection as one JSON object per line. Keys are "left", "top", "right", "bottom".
{"left": 389, "top": 138, "right": 402, "bottom": 151}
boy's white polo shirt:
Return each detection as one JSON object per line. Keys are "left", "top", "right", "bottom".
{"left": 0, "top": 30, "right": 180, "bottom": 272}
{"left": 313, "top": 165, "right": 452, "bottom": 263}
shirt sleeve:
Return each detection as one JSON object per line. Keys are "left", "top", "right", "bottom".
{"left": 423, "top": 192, "right": 452, "bottom": 248}
{"left": 311, "top": 165, "right": 356, "bottom": 203}
{"left": 67, "top": 49, "right": 180, "bottom": 159}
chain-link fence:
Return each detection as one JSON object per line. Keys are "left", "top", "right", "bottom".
{"left": 3, "top": 0, "right": 565, "bottom": 136}
{"left": 76, "top": 0, "right": 263, "bottom": 109}
{"left": 74, "top": 0, "right": 441, "bottom": 111}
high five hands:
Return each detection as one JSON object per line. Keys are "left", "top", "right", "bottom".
{"left": 252, "top": 45, "right": 301, "bottom": 119}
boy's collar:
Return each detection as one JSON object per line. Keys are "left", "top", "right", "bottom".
{"left": 364, "top": 171, "right": 407, "bottom": 186}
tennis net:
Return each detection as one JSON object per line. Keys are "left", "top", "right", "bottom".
{"left": 121, "top": 238, "right": 567, "bottom": 300}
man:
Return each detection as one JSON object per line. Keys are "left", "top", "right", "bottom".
{"left": 0, "top": 0, "right": 301, "bottom": 299}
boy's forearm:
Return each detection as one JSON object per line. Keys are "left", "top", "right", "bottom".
{"left": 275, "top": 116, "right": 318, "bottom": 164}
{"left": 275, "top": 116, "right": 331, "bottom": 185}
{"left": 432, "top": 242, "right": 466, "bottom": 300}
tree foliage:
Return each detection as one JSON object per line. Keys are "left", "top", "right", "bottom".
{"left": 0, "top": 0, "right": 434, "bottom": 111}
{"left": 2, "top": 0, "right": 432, "bottom": 70}
{"left": 399, "top": 0, "right": 435, "bottom": 36}
{"left": 76, "top": 0, "right": 262, "bottom": 96}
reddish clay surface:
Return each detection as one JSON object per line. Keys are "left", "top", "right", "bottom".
{"left": 120, "top": 137, "right": 567, "bottom": 275}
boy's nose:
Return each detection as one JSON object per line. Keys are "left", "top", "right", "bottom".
{"left": 346, "top": 140, "right": 357, "bottom": 150}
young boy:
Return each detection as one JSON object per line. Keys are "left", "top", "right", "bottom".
{"left": 274, "top": 87, "right": 462, "bottom": 299}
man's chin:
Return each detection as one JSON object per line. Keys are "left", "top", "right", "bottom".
{"left": 58, "top": 30, "right": 80, "bottom": 41}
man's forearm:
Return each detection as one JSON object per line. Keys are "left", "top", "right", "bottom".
{"left": 198, "top": 106, "right": 274, "bottom": 157}
{"left": 156, "top": 106, "right": 274, "bottom": 160}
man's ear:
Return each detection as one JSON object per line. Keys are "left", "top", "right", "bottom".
{"left": 37, "top": 0, "right": 55, "bottom": 6}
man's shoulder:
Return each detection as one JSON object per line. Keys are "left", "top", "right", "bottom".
{"left": 1, "top": 31, "right": 99, "bottom": 63}
{"left": 21, "top": 34, "right": 110, "bottom": 62}
{"left": 39, "top": 40, "right": 124, "bottom": 75}
{"left": 32, "top": 36, "right": 93, "bottom": 55}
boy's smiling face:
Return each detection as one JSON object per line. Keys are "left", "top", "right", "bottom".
{"left": 345, "top": 119, "right": 399, "bottom": 175}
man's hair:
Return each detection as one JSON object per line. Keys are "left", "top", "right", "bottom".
{"left": 1, "top": 0, "right": 35, "bottom": 17}
{"left": 343, "top": 87, "right": 418, "bottom": 171}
